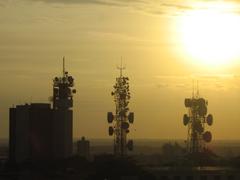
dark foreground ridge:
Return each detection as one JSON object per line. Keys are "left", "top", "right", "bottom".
{"left": 2, "top": 155, "right": 154, "bottom": 180}
{"left": 1, "top": 152, "right": 240, "bottom": 180}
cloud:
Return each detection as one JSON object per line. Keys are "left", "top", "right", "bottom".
{"left": 156, "top": 83, "right": 169, "bottom": 88}
{"left": 26, "top": 0, "right": 131, "bottom": 7}
{"left": 24, "top": 0, "right": 192, "bottom": 16}
{"left": 87, "top": 31, "right": 138, "bottom": 42}
{"left": 0, "top": 1, "right": 5, "bottom": 7}
{"left": 161, "top": 3, "right": 193, "bottom": 10}
{"left": 156, "top": 74, "right": 238, "bottom": 80}
{"left": 87, "top": 31, "right": 166, "bottom": 46}
{"left": 155, "top": 75, "right": 189, "bottom": 80}
{"left": 175, "top": 83, "right": 186, "bottom": 88}
{"left": 153, "top": 73, "right": 240, "bottom": 91}
{"left": 190, "top": 74, "right": 235, "bottom": 80}
{"left": 10, "top": 0, "right": 240, "bottom": 15}
{"left": 24, "top": 0, "right": 240, "bottom": 18}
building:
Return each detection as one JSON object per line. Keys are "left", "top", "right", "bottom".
{"left": 9, "top": 103, "right": 53, "bottom": 162}
{"left": 9, "top": 58, "right": 76, "bottom": 163}
{"left": 77, "top": 137, "right": 90, "bottom": 159}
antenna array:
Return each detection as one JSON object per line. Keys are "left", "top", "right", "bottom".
{"left": 52, "top": 57, "right": 77, "bottom": 109}
{"left": 183, "top": 83, "right": 213, "bottom": 154}
{"left": 107, "top": 62, "right": 134, "bottom": 156}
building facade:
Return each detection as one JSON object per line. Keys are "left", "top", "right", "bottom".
{"left": 77, "top": 137, "right": 90, "bottom": 159}
{"left": 9, "top": 58, "right": 76, "bottom": 163}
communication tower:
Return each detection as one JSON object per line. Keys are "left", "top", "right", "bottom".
{"left": 183, "top": 82, "right": 213, "bottom": 154}
{"left": 52, "top": 57, "right": 76, "bottom": 109}
{"left": 107, "top": 62, "right": 134, "bottom": 156}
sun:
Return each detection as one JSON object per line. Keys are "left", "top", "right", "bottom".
{"left": 178, "top": 2, "right": 240, "bottom": 67}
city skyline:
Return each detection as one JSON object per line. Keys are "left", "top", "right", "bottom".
{"left": 1, "top": 0, "right": 240, "bottom": 140}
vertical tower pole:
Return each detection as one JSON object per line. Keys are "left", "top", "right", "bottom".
{"left": 63, "top": 56, "right": 65, "bottom": 76}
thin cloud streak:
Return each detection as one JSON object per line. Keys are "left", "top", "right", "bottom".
{"left": 154, "top": 74, "right": 240, "bottom": 91}
{"left": 14, "top": 0, "right": 240, "bottom": 17}
{"left": 22, "top": 0, "right": 190, "bottom": 16}
{"left": 26, "top": 0, "right": 131, "bottom": 7}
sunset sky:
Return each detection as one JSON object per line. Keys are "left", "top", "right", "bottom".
{"left": 1, "top": 0, "right": 240, "bottom": 140}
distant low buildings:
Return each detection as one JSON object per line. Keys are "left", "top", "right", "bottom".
{"left": 77, "top": 137, "right": 90, "bottom": 159}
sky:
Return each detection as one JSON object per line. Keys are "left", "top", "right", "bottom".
{"left": 1, "top": 0, "right": 240, "bottom": 140}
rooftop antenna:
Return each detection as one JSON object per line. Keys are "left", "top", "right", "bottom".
{"left": 63, "top": 56, "right": 66, "bottom": 76}
{"left": 117, "top": 57, "right": 125, "bottom": 77}
{"left": 53, "top": 57, "right": 76, "bottom": 110}
{"left": 196, "top": 80, "right": 199, "bottom": 98}
{"left": 192, "top": 80, "right": 195, "bottom": 98}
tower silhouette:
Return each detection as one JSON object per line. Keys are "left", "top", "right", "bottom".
{"left": 9, "top": 57, "right": 77, "bottom": 162}
{"left": 52, "top": 57, "right": 77, "bottom": 158}
{"left": 53, "top": 57, "right": 76, "bottom": 110}
{"left": 107, "top": 61, "right": 134, "bottom": 156}
{"left": 183, "top": 82, "right": 213, "bottom": 154}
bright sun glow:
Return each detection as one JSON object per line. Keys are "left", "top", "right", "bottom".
{"left": 179, "top": 2, "right": 240, "bottom": 67}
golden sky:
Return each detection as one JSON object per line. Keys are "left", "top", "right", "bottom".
{"left": 1, "top": 0, "right": 240, "bottom": 140}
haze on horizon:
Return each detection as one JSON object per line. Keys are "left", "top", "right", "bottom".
{"left": 0, "top": 0, "right": 240, "bottom": 140}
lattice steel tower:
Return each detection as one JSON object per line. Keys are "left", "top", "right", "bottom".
{"left": 107, "top": 62, "right": 134, "bottom": 156}
{"left": 183, "top": 84, "right": 213, "bottom": 154}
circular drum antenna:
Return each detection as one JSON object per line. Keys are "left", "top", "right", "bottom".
{"left": 54, "top": 77, "right": 59, "bottom": 82}
{"left": 203, "top": 131, "right": 212, "bottom": 143}
{"left": 207, "top": 114, "right": 213, "bottom": 126}
{"left": 72, "top": 89, "right": 77, "bottom": 94}
{"left": 107, "top": 112, "right": 114, "bottom": 123}
{"left": 68, "top": 76, "right": 73, "bottom": 82}
{"left": 183, "top": 114, "right": 190, "bottom": 126}
{"left": 128, "top": 112, "right": 134, "bottom": 123}
{"left": 109, "top": 126, "right": 114, "bottom": 136}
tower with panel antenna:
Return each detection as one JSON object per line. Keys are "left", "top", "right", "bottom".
{"left": 183, "top": 82, "right": 213, "bottom": 154}
{"left": 52, "top": 57, "right": 76, "bottom": 158}
{"left": 9, "top": 57, "right": 77, "bottom": 162}
{"left": 107, "top": 62, "right": 134, "bottom": 156}
{"left": 52, "top": 57, "right": 76, "bottom": 110}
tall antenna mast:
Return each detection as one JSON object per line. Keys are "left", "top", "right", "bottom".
{"left": 63, "top": 56, "right": 65, "bottom": 76}
{"left": 196, "top": 80, "right": 199, "bottom": 97}
{"left": 192, "top": 80, "right": 195, "bottom": 98}
{"left": 117, "top": 57, "right": 125, "bottom": 77}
